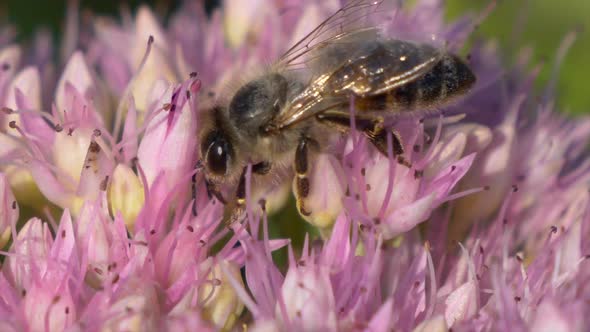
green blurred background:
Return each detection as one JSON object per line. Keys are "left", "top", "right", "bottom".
{"left": 1, "top": 0, "right": 588, "bottom": 112}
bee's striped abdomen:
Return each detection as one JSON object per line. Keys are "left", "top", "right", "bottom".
{"left": 354, "top": 53, "right": 475, "bottom": 113}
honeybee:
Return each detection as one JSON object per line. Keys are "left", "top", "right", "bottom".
{"left": 196, "top": 0, "right": 476, "bottom": 219}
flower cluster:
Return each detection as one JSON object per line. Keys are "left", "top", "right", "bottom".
{"left": 0, "top": 0, "right": 589, "bottom": 331}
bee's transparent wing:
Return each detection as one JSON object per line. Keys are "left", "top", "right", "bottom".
{"left": 276, "top": 0, "right": 385, "bottom": 69}
{"left": 271, "top": 39, "right": 442, "bottom": 130}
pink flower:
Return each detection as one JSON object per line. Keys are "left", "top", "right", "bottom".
{"left": 1, "top": 1, "right": 589, "bottom": 331}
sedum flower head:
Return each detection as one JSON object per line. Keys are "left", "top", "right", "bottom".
{"left": 0, "top": 0, "right": 589, "bottom": 331}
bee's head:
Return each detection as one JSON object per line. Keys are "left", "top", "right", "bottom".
{"left": 228, "top": 73, "right": 288, "bottom": 136}
{"left": 200, "top": 128, "right": 235, "bottom": 177}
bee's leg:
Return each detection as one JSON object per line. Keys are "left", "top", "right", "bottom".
{"left": 294, "top": 137, "right": 312, "bottom": 217}
{"left": 226, "top": 162, "right": 272, "bottom": 225}
{"left": 227, "top": 167, "right": 248, "bottom": 224}
{"left": 364, "top": 121, "right": 412, "bottom": 168}
{"left": 317, "top": 112, "right": 411, "bottom": 167}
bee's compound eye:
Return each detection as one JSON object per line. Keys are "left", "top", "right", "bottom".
{"left": 204, "top": 133, "right": 232, "bottom": 176}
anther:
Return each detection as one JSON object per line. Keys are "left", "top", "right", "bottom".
{"left": 88, "top": 141, "right": 101, "bottom": 153}
{"left": 99, "top": 176, "right": 109, "bottom": 191}
{"left": 190, "top": 79, "right": 202, "bottom": 93}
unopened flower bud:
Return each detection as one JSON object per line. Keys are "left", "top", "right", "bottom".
{"left": 0, "top": 173, "right": 17, "bottom": 248}
{"left": 413, "top": 315, "right": 447, "bottom": 332}
{"left": 199, "top": 261, "right": 245, "bottom": 331}
{"left": 108, "top": 164, "right": 145, "bottom": 232}
{"left": 223, "top": 0, "right": 268, "bottom": 48}
{"left": 280, "top": 266, "right": 337, "bottom": 331}
{"left": 294, "top": 154, "right": 345, "bottom": 230}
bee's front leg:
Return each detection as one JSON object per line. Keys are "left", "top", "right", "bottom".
{"left": 228, "top": 161, "right": 272, "bottom": 224}
{"left": 294, "top": 137, "right": 312, "bottom": 217}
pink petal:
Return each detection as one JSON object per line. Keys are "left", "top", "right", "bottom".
{"left": 444, "top": 280, "right": 477, "bottom": 328}
{"left": 55, "top": 51, "right": 104, "bottom": 121}
{"left": 423, "top": 153, "right": 475, "bottom": 204}
{"left": 137, "top": 81, "right": 197, "bottom": 188}
{"left": 22, "top": 283, "right": 76, "bottom": 332}
{"left": 75, "top": 137, "right": 115, "bottom": 202}
{"left": 4, "top": 218, "right": 53, "bottom": 289}
{"left": 28, "top": 159, "right": 74, "bottom": 209}
{"left": 0, "top": 45, "right": 21, "bottom": 93}
{"left": 50, "top": 209, "right": 78, "bottom": 268}
{"left": 380, "top": 193, "right": 436, "bottom": 239}
{"left": 121, "top": 96, "right": 139, "bottom": 163}
{"left": 321, "top": 214, "right": 351, "bottom": 271}
{"left": 530, "top": 300, "right": 580, "bottom": 332}
{"left": 6, "top": 66, "right": 41, "bottom": 110}
{"left": 364, "top": 297, "right": 393, "bottom": 332}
